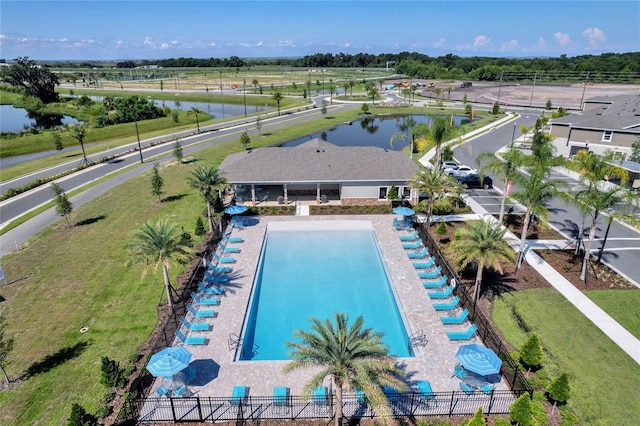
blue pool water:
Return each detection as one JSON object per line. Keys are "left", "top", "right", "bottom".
{"left": 239, "top": 227, "right": 412, "bottom": 360}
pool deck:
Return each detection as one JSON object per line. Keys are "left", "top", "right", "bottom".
{"left": 158, "top": 215, "right": 509, "bottom": 398}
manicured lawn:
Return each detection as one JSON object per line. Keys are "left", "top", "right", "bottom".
{"left": 493, "top": 288, "right": 640, "bottom": 425}
{"left": 585, "top": 290, "right": 640, "bottom": 340}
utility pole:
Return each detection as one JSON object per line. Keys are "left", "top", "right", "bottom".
{"left": 243, "top": 78, "right": 247, "bottom": 117}
{"left": 496, "top": 71, "right": 504, "bottom": 108}
{"left": 579, "top": 71, "right": 590, "bottom": 110}
{"left": 529, "top": 70, "right": 538, "bottom": 107}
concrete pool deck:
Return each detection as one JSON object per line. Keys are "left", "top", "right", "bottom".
{"left": 157, "top": 214, "right": 509, "bottom": 399}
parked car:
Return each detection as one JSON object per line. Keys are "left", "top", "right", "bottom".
{"left": 444, "top": 165, "right": 477, "bottom": 177}
{"left": 441, "top": 160, "right": 460, "bottom": 169}
{"left": 457, "top": 173, "right": 493, "bottom": 189}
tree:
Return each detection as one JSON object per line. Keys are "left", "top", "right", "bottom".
{"left": 51, "top": 182, "right": 73, "bottom": 227}
{"left": 411, "top": 167, "right": 462, "bottom": 228}
{"left": 465, "top": 407, "right": 487, "bottom": 426}
{"left": 240, "top": 131, "right": 251, "bottom": 149}
{"left": 320, "top": 100, "right": 328, "bottom": 118}
{"left": 255, "top": 115, "right": 263, "bottom": 136}
{"left": 520, "top": 332, "right": 544, "bottom": 371}
{"left": 186, "top": 165, "right": 229, "bottom": 233}
{"left": 430, "top": 116, "right": 453, "bottom": 167}
{"left": 194, "top": 216, "right": 205, "bottom": 236}
{"left": 173, "top": 141, "right": 183, "bottom": 163}
{"left": 547, "top": 373, "right": 571, "bottom": 414}
{"left": 272, "top": 91, "right": 284, "bottom": 116}
{"left": 546, "top": 98, "right": 553, "bottom": 110}
{"left": 171, "top": 110, "right": 179, "bottom": 124}
{"left": 509, "top": 394, "right": 533, "bottom": 426}
{"left": 328, "top": 84, "right": 336, "bottom": 104}
{"left": 629, "top": 138, "right": 640, "bottom": 162}
{"left": 150, "top": 162, "right": 164, "bottom": 202}
{"left": 67, "top": 403, "right": 98, "bottom": 426}
{"left": 0, "top": 314, "right": 14, "bottom": 384}
{"left": 573, "top": 150, "right": 628, "bottom": 185}
{"left": 284, "top": 313, "right": 407, "bottom": 426}
{"left": 435, "top": 221, "right": 448, "bottom": 242}
{"left": 387, "top": 184, "right": 398, "bottom": 200}
{"left": 187, "top": 107, "right": 204, "bottom": 133}
{"left": 69, "top": 123, "right": 91, "bottom": 166}
{"left": 52, "top": 131, "right": 64, "bottom": 156}
{"left": 361, "top": 103, "right": 369, "bottom": 114}
{"left": 6, "top": 56, "right": 59, "bottom": 103}
{"left": 252, "top": 78, "right": 259, "bottom": 93}
{"left": 450, "top": 219, "right": 516, "bottom": 302}
{"left": 390, "top": 116, "right": 427, "bottom": 160}
{"left": 127, "top": 219, "right": 190, "bottom": 310}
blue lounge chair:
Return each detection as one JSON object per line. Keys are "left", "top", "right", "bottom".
{"left": 408, "top": 247, "right": 429, "bottom": 259}
{"left": 459, "top": 382, "right": 474, "bottom": 395}
{"left": 175, "top": 329, "right": 206, "bottom": 345}
{"left": 204, "top": 270, "right": 228, "bottom": 283}
{"left": 312, "top": 386, "right": 328, "bottom": 405}
{"left": 218, "top": 241, "right": 241, "bottom": 254}
{"left": 417, "top": 380, "right": 436, "bottom": 406}
{"left": 481, "top": 383, "right": 495, "bottom": 394}
{"left": 452, "top": 363, "right": 468, "bottom": 379}
{"left": 173, "top": 386, "right": 189, "bottom": 397}
{"left": 231, "top": 217, "right": 245, "bottom": 229}
{"left": 399, "top": 230, "right": 419, "bottom": 241}
{"left": 198, "top": 281, "right": 224, "bottom": 295}
{"left": 206, "top": 259, "right": 232, "bottom": 274}
{"left": 441, "top": 309, "right": 469, "bottom": 325}
{"left": 273, "top": 386, "right": 289, "bottom": 406}
{"left": 423, "top": 275, "right": 448, "bottom": 288}
{"left": 402, "top": 241, "right": 422, "bottom": 250}
{"left": 212, "top": 252, "right": 235, "bottom": 264}
{"left": 187, "top": 303, "right": 215, "bottom": 318}
{"left": 428, "top": 284, "right": 454, "bottom": 299}
{"left": 446, "top": 324, "right": 478, "bottom": 341}
{"left": 180, "top": 316, "right": 210, "bottom": 332}
{"left": 231, "top": 385, "right": 248, "bottom": 405}
{"left": 418, "top": 266, "right": 443, "bottom": 279}
{"left": 413, "top": 258, "right": 435, "bottom": 269}
{"left": 433, "top": 296, "right": 460, "bottom": 311}
{"left": 392, "top": 217, "right": 403, "bottom": 231}
{"left": 156, "top": 385, "right": 171, "bottom": 397}
{"left": 192, "top": 292, "right": 219, "bottom": 306}
{"left": 223, "top": 232, "right": 244, "bottom": 243}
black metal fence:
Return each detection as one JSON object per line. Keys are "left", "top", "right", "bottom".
{"left": 417, "top": 222, "right": 533, "bottom": 395}
{"left": 121, "top": 390, "right": 520, "bottom": 423}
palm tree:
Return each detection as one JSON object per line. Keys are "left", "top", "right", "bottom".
{"left": 272, "top": 90, "right": 283, "bottom": 116}
{"left": 390, "top": 117, "right": 428, "bottom": 160}
{"left": 449, "top": 219, "right": 516, "bottom": 302}
{"left": 252, "top": 78, "right": 259, "bottom": 93}
{"left": 573, "top": 150, "right": 628, "bottom": 185}
{"left": 187, "top": 107, "right": 204, "bottom": 133}
{"left": 430, "top": 116, "right": 452, "bottom": 168}
{"left": 476, "top": 143, "right": 526, "bottom": 223}
{"left": 127, "top": 219, "right": 190, "bottom": 310}
{"left": 186, "top": 165, "right": 229, "bottom": 233}
{"left": 69, "top": 123, "right": 90, "bottom": 166}
{"left": 411, "top": 168, "right": 462, "bottom": 228}
{"left": 284, "top": 313, "right": 407, "bottom": 426}
{"left": 328, "top": 84, "right": 336, "bottom": 104}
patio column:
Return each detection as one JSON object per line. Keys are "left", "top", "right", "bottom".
{"left": 251, "top": 184, "right": 256, "bottom": 206}
{"left": 316, "top": 183, "right": 321, "bottom": 203}
{"left": 283, "top": 184, "right": 288, "bottom": 204}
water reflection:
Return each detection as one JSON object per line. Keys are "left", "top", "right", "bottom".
{"left": 0, "top": 105, "right": 79, "bottom": 133}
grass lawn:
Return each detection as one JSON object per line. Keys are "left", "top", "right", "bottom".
{"left": 585, "top": 290, "right": 640, "bottom": 340}
{"left": 492, "top": 287, "right": 640, "bottom": 425}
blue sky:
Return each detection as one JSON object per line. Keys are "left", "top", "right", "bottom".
{"left": 1, "top": 1, "right": 638, "bottom": 61}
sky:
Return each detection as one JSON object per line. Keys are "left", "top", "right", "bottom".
{"left": 1, "top": 1, "right": 639, "bottom": 61}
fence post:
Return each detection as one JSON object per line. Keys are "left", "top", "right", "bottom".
{"left": 170, "top": 397, "right": 178, "bottom": 421}
{"left": 196, "top": 396, "right": 203, "bottom": 421}
{"left": 448, "top": 391, "right": 456, "bottom": 416}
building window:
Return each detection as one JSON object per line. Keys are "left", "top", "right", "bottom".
{"left": 602, "top": 130, "right": 613, "bottom": 142}
{"left": 402, "top": 187, "right": 411, "bottom": 199}
{"left": 379, "top": 187, "right": 388, "bottom": 200}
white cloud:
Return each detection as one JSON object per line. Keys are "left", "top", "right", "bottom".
{"left": 501, "top": 39, "right": 519, "bottom": 51}
{"left": 278, "top": 40, "right": 295, "bottom": 47}
{"left": 583, "top": 27, "right": 606, "bottom": 48}
{"left": 143, "top": 36, "right": 154, "bottom": 47}
{"left": 171, "top": 40, "right": 178, "bottom": 45}
{"left": 554, "top": 32, "right": 572, "bottom": 47}
{"left": 434, "top": 37, "right": 445, "bottom": 48}
{"left": 344, "top": 43, "right": 352, "bottom": 48}
{"left": 257, "top": 41, "right": 264, "bottom": 46}
{"left": 58, "top": 38, "right": 68, "bottom": 42}
{"left": 0, "top": 34, "right": 5, "bottom": 40}
{"left": 537, "top": 37, "right": 546, "bottom": 50}
{"left": 159, "top": 43, "right": 170, "bottom": 49}
{"left": 208, "top": 42, "right": 217, "bottom": 47}
{"left": 473, "top": 35, "right": 491, "bottom": 49}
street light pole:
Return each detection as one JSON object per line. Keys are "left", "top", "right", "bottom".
{"left": 243, "top": 78, "right": 247, "bottom": 117}
{"left": 130, "top": 100, "right": 143, "bottom": 164}
{"left": 511, "top": 122, "right": 517, "bottom": 144}
{"left": 219, "top": 71, "right": 223, "bottom": 95}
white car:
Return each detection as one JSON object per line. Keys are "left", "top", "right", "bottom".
{"left": 444, "top": 165, "right": 477, "bottom": 177}
{"left": 441, "top": 161, "right": 460, "bottom": 169}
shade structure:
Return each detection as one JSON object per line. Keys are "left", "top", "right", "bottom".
{"left": 456, "top": 344, "right": 502, "bottom": 376}
{"left": 393, "top": 206, "right": 415, "bottom": 216}
{"left": 147, "top": 347, "right": 192, "bottom": 378}
{"left": 225, "top": 205, "right": 248, "bottom": 215}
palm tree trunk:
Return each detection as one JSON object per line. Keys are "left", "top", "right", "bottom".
{"left": 596, "top": 219, "right": 612, "bottom": 262}
{"left": 335, "top": 382, "right": 343, "bottom": 426}
{"left": 162, "top": 264, "right": 174, "bottom": 309}
{"left": 498, "top": 190, "right": 509, "bottom": 223}
{"left": 515, "top": 210, "right": 532, "bottom": 272}
{"left": 195, "top": 114, "right": 200, "bottom": 133}
{"left": 581, "top": 221, "right": 597, "bottom": 282}
{"left": 474, "top": 261, "right": 484, "bottom": 302}
{"left": 206, "top": 201, "right": 214, "bottom": 233}
{"left": 80, "top": 142, "right": 88, "bottom": 165}
{"left": 426, "top": 198, "right": 434, "bottom": 228}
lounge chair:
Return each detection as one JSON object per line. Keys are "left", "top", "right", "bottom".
{"left": 206, "top": 259, "right": 232, "bottom": 274}
{"left": 452, "top": 363, "right": 468, "bottom": 379}
{"left": 399, "top": 230, "right": 419, "bottom": 241}
{"left": 218, "top": 241, "right": 240, "bottom": 254}
{"left": 223, "top": 232, "right": 244, "bottom": 244}
{"left": 273, "top": 386, "right": 289, "bottom": 406}
{"left": 417, "top": 380, "right": 436, "bottom": 406}
{"left": 402, "top": 241, "right": 422, "bottom": 250}
{"left": 413, "top": 258, "right": 435, "bottom": 269}
{"left": 354, "top": 388, "right": 367, "bottom": 404}
{"left": 231, "top": 385, "right": 248, "bottom": 405}
{"left": 212, "top": 252, "right": 235, "bottom": 264}
{"left": 204, "top": 270, "right": 228, "bottom": 284}
{"left": 428, "top": 284, "right": 454, "bottom": 299}
{"left": 180, "top": 316, "right": 210, "bottom": 332}
{"left": 418, "top": 266, "right": 443, "bottom": 279}
{"left": 441, "top": 309, "right": 469, "bottom": 325}
{"left": 198, "top": 281, "right": 224, "bottom": 295}
{"left": 175, "top": 329, "right": 206, "bottom": 345}
{"left": 192, "top": 292, "right": 220, "bottom": 306}
{"left": 156, "top": 385, "right": 171, "bottom": 397}
{"left": 312, "top": 386, "right": 328, "bottom": 405}
{"left": 433, "top": 296, "right": 460, "bottom": 311}
{"left": 423, "top": 275, "right": 448, "bottom": 288}
{"left": 173, "top": 386, "right": 189, "bottom": 397}
{"left": 187, "top": 303, "right": 215, "bottom": 318}
{"left": 407, "top": 247, "right": 429, "bottom": 259}
{"left": 446, "top": 324, "right": 478, "bottom": 341}
{"left": 392, "top": 217, "right": 403, "bottom": 231}
{"left": 459, "top": 382, "right": 474, "bottom": 395}
{"left": 481, "top": 383, "right": 496, "bottom": 394}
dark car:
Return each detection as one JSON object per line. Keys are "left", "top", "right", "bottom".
{"left": 457, "top": 173, "right": 493, "bottom": 189}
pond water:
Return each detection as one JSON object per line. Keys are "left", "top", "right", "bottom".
{"left": 0, "top": 105, "right": 80, "bottom": 133}
{"left": 282, "top": 114, "right": 473, "bottom": 150}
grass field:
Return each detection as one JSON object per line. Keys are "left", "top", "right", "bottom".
{"left": 492, "top": 288, "right": 640, "bottom": 425}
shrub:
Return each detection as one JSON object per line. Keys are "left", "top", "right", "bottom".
{"left": 100, "top": 356, "right": 126, "bottom": 388}
{"left": 509, "top": 394, "right": 533, "bottom": 426}
{"left": 559, "top": 405, "right": 580, "bottom": 426}
{"left": 432, "top": 198, "right": 454, "bottom": 215}
{"left": 194, "top": 216, "right": 205, "bottom": 236}
{"left": 387, "top": 184, "right": 399, "bottom": 200}
{"left": 493, "top": 418, "right": 511, "bottom": 426}
{"left": 520, "top": 332, "right": 544, "bottom": 370}
{"left": 464, "top": 407, "right": 486, "bottom": 425}
{"left": 67, "top": 403, "right": 98, "bottom": 426}
{"left": 548, "top": 373, "right": 571, "bottom": 408}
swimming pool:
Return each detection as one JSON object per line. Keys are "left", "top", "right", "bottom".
{"left": 239, "top": 221, "right": 413, "bottom": 361}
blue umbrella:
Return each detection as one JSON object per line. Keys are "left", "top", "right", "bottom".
{"left": 456, "top": 344, "right": 502, "bottom": 376}
{"left": 146, "top": 347, "right": 192, "bottom": 378}
{"left": 225, "top": 205, "right": 248, "bottom": 215}
{"left": 393, "top": 206, "right": 415, "bottom": 216}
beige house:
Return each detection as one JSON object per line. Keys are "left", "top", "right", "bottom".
{"left": 549, "top": 94, "right": 640, "bottom": 159}
{"left": 218, "top": 139, "right": 420, "bottom": 205}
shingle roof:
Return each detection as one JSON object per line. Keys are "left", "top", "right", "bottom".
{"left": 551, "top": 94, "right": 640, "bottom": 131}
{"left": 219, "top": 139, "right": 420, "bottom": 183}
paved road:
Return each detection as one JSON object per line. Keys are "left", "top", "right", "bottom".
{"left": 451, "top": 108, "right": 640, "bottom": 287}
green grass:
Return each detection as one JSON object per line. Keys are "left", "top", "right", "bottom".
{"left": 493, "top": 288, "right": 640, "bottom": 425}
{"left": 585, "top": 290, "right": 640, "bottom": 340}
